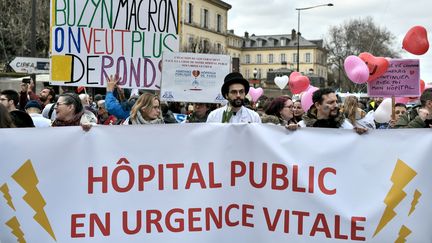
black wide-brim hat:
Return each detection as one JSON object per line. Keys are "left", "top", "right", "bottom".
{"left": 221, "top": 72, "right": 250, "bottom": 98}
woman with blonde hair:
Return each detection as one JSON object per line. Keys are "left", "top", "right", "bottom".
{"left": 342, "top": 95, "right": 374, "bottom": 129}
{"left": 125, "top": 93, "right": 164, "bottom": 125}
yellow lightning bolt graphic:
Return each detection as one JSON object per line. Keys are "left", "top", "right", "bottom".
{"left": 373, "top": 159, "right": 417, "bottom": 237}
{"left": 408, "top": 189, "right": 422, "bottom": 216}
{"left": 0, "top": 183, "right": 16, "bottom": 211}
{"left": 11, "top": 160, "right": 57, "bottom": 241}
{"left": 5, "top": 216, "right": 26, "bottom": 243}
{"left": 395, "top": 225, "right": 411, "bottom": 243}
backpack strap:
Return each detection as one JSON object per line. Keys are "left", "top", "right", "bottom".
{"left": 48, "top": 103, "right": 55, "bottom": 119}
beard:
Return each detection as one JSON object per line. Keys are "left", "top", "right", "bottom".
{"left": 39, "top": 96, "right": 47, "bottom": 102}
{"left": 329, "top": 108, "right": 340, "bottom": 119}
{"left": 229, "top": 98, "right": 244, "bottom": 108}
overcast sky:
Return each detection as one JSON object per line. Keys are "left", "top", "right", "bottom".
{"left": 227, "top": 0, "right": 432, "bottom": 83}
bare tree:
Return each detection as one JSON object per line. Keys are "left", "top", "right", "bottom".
{"left": 0, "top": 0, "right": 49, "bottom": 64}
{"left": 325, "top": 16, "right": 400, "bottom": 92}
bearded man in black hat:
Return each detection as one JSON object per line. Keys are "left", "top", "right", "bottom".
{"left": 206, "top": 72, "right": 261, "bottom": 123}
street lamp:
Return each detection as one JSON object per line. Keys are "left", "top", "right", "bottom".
{"left": 252, "top": 68, "right": 258, "bottom": 88}
{"left": 296, "top": 3, "right": 333, "bottom": 72}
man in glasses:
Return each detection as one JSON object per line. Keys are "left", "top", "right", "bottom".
{"left": 206, "top": 72, "right": 261, "bottom": 123}
{"left": 0, "top": 90, "right": 34, "bottom": 127}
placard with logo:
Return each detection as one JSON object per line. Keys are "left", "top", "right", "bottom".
{"left": 160, "top": 52, "right": 230, "bottom": 103}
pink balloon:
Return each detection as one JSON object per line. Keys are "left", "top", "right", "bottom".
{"left": 395, "top": 97, "right": 410, "bottom": 104}
{"left": 344, "top": 55, "right": 369, "bottom": 84}
{"left": 304, "top": 85, "right": 317, "bottom": 92}
{"left": 248, "top": 87, "right": 263, "bottom": 102}
{"left": 301, "top": 86, "right": 319, "bottom": 112}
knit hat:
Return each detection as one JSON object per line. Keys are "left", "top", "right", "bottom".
{"left": 24, "top": 100, "right": 42, "bottom": 110}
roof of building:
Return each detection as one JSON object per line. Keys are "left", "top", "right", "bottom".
{"left": 243, "top": 33, "right": 323, "bottom": 49}
{"left": 205, "top": 0, "right": 232, "bottom": 10}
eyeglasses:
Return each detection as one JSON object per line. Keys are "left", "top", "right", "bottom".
{"left": 54, "top": 102, "right": 68, "bottom": 108}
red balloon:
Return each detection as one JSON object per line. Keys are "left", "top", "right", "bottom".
{"left": 289, "top": 71, "right": 301, "bottom": 80}
{"left": 420, "top": 79, "right": 425, "bottom": 93}
{"left": 358, "top": 52, "right": 389, "bottom": 82}
{"left": 403, "top": 26, "right": 429, "bottom": 55}
{"left": 289, "top": 74, "right": 310, "bottom": 94}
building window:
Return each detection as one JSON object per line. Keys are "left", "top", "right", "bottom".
{"left": 292, "top": 53, "right": 298, "bottom": 63}
{"left": 245, "top": 69, "right": 250, "bottom": 79}
{"left": 217, "top": 14, "right": 222, "bottom": 32}
{"left": 187, "top": 35, "right": 195, "bottom": 52}
{"left": 258, "top": 69, "right": 262, "bottom": 79}
{"left": 203, "top": 39, "right": 210, "bottom": 53}
{"left": 217, "top": 43, "right": 222, "bottom": 53}
{"left": 268, "top": 54, "right": 273, "bottom": 64}
{"left": 280, "top": 53, "right": 286, "bottom": 63}
{"left": 281, "top": 39, "right": 285, "bottom": 46}
{"left": 186, "top": 3, "right": 193, "bottom": 24}
{"left": 245, "top": 54, "right": 250, "bottom": 64}
{"left": 201, "top": 9, "right": 209, "bottom": 28}
{"left": 305, "top": 53, "right": 311, "bottom": 63}
{"left": 257, "top": 54, "right": 262, "bottom": 64}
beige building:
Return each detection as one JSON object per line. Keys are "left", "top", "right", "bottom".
{"left": 236, "top": 30, "right": 328, "bottom": 81}
{"left": 180, "top": 0, "right": 231, "bottom": 54}
{"left": 179, "top": 0, "right": 328, "bottom": 94}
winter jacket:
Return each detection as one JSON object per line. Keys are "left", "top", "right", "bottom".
{"left": 105, "top": 92, "right": 130, "bottom": 119}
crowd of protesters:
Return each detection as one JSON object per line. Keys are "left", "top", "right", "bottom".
{"left": 1, "top": 72, "right": 431, "bottom": 132}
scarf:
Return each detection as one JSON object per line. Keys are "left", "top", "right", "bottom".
{"left": 52, "top": 111, "right": 84, "bottom": 127}
{"left": 130, "top": 111, "right": 164, "bottom": 125}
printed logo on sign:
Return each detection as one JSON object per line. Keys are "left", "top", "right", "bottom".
{"left": 0, "top": 160, "right": 57, "bottom": 242}
{"left": 215, "top": 93, "right": 225, "bottom": 102}
{"left": 373, "top": 159, "right": 421, "bottom": 242}
{"left": 162, "top": 91, "right": 174, "bottom": 100}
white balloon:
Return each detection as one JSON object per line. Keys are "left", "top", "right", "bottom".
{"left": 374, "top": 98, "right": 392, "bottom": 123}
{"left": 274, "top": 76, "right": 288, "bottom": 90}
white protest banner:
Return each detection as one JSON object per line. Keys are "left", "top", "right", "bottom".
{"left": 367, "top": 59, "right": 420, "bottom": 97}
{"left": 49, "top": 0, "right": 179, "bottom": 89}
{"left": 160, "top": 52, "right": 230, "bottom": 103}
{"left": 0, "top": 125, "right": 431, "bottom": 242}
